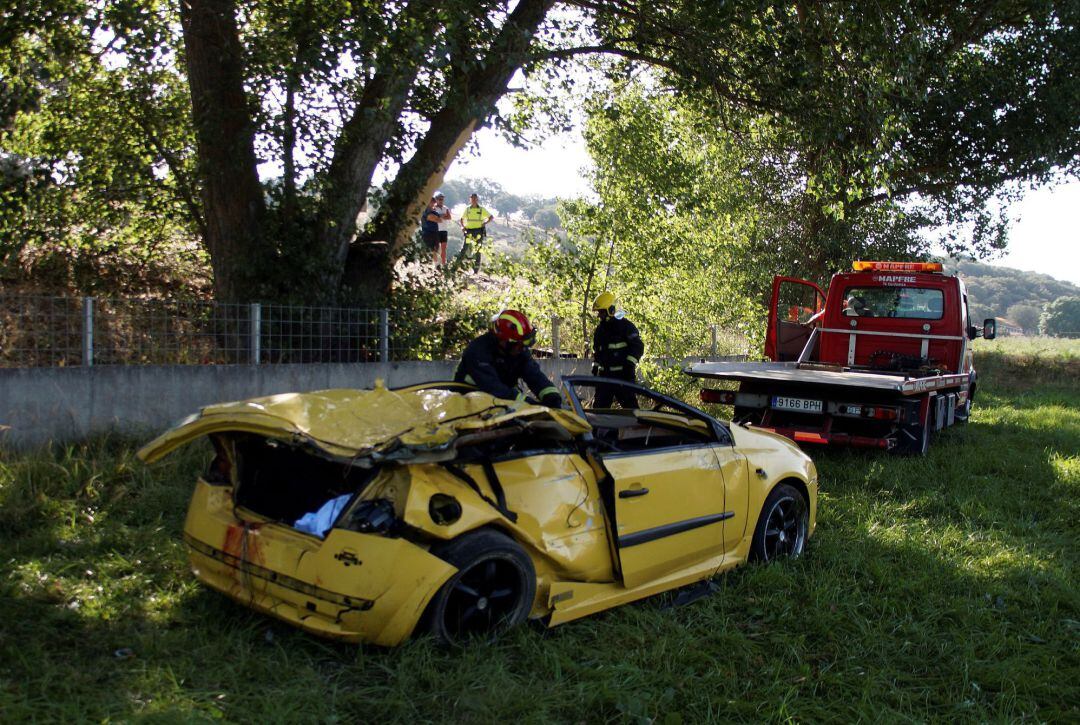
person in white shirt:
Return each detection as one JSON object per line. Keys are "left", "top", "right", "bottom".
{"left": 432, "top": 191, "right": 452, "bottom": 266}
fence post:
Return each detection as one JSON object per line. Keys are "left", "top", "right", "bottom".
{"left": 82, "top": 297, "right": 94, "bottom": 367}
{"left": 551, "top": 315, "right": 561, "bottom": 359}
{"left": 710, "top": 324, "right": 718, "bottom": 358}
{"left": 379, "top": 309, "right": 390, "bottom": 362}
{"left": 250, "top": 303, "right": 261, "bottom": 364}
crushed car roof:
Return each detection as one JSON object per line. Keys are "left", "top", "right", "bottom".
{"left": 137, "top": 381, "right": 591, "bottom": 465}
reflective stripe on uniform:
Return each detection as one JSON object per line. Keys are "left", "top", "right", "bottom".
{"left": 515, "top": 390, "right": 527, "bottom": 401}
{"left": 626, "top": 356, "right": 638, "bottom": 364}
{"left": 608, "top": 365, "right": 623, "bottom": 372}
{"left": 464, "top": 374, "right": 476, "bottom": 385}
{"left": 608, "top": 341, "right": 628, "bottom": 349}
{"left": 462, "top": 207, "right": 488, "bottom": 229}
{"left": 538, "top": 386, "right": 559, "bottom": 399}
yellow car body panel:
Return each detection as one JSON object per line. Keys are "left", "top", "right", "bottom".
{"left": 183, "top": 478, "right": 457, "bottom": 647}
{"left": 142, "top": 381, "right": 818, "bottom": 646}
{"left": 545, "top": 426, "right": 816, "bottom": 626}
{"left": 364, "top": 456, "right": 616, "bottom": 615}
{"left": 728, "top": 423, "right": 819, "bottom": 541}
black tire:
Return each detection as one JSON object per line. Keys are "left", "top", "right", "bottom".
{"left": 749, "top": 483, "right": 809, "bottom": 563}
{"left": 955, "top": 398, "right": 971, "bottom": 425}
{"left": 957, "top": 383, "right": 977, "bottom": 426}
{"left": 424, "top": 528, "right": 536, "bottom": 644}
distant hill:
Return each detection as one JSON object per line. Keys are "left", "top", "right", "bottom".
{"left": 945, "top": 258, "right": 1080, "bottom": 331}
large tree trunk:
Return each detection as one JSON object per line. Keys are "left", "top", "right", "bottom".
{"left": 312, "top": 0, "right": 437, "bottom": 302}
{"left": 180, "top": 0, "right": 266, "bottom": 303}
{"left": 351, "top": 0, "right": 556, "bottom": 303}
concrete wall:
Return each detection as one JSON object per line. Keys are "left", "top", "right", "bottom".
{"left": 0, "top": 359, "right": 592, "bottom": 450}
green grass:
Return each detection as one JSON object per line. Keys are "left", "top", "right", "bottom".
{"left": 2, "top": 342, "right": 1077, "bottom": 722}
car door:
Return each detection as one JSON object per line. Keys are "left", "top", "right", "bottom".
{"left": 601, "top": 441, "right": 729, "bottom": 589}
{"left": 563, "top": 376, "right": 746, "bottom": 589}
{"left": 765, "top": 276, "right": 826, "bottom": 361}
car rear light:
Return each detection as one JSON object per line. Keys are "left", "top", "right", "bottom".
{"left": 700, "top": 389, "right": 736, "bottom": 404}
{"left": 838, "top": 405, "right": 898, "bottom": 420}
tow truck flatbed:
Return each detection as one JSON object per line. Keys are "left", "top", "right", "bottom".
{"left": 686, "top": 361, "right": 970, "bottom": 395}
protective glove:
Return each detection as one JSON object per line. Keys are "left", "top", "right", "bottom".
{"left": 541, "top": 392, "right": 563, "bottom": 409}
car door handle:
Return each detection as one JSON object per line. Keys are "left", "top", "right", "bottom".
{"left": 619, "top": 487, "right": 649, "bottom": 498}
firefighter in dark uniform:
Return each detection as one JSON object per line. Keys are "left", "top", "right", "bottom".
{"left": 591, "top": 291, "right": 644, "bottom": 409}
{"left": 454, "top": 309, "right": 563, "bottom": 408}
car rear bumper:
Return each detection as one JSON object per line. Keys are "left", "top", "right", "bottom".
{"left": 184, "top": 480, "right": 456, "bottom": 647}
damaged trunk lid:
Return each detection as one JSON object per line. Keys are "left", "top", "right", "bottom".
{"left": 138, "top": 381, "right": 591, "bottom": 465}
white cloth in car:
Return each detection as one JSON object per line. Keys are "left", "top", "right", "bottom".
{"left": 293, "top": 494, "right": 351, "bottom": 538}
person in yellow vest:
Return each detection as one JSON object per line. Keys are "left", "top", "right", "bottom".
{"left": 458, "top": 193, "right": 494, "bottom": 273}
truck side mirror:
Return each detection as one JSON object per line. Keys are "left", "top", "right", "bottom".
{"left": 966, "top": 325, "right": 978, "bottom": 340}
{"left": 982, "top": 318, "right": 996, "bottom": 340}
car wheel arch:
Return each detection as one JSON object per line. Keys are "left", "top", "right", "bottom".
{"left": 425, "top": 522, "right": 541, "bottom": 567}
{"left": 774, "top": 476, "right": 810, "bottom": 509}
{"left": 750, "top": 473, "right": 810, "bottom": 522}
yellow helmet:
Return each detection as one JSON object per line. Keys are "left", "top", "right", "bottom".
{"left": 592, "top": 291, "right": 616, "bottom": 313}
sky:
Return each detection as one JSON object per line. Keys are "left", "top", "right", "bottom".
{"left": 447, "top": 128, "right": 1080, "bottom": 286}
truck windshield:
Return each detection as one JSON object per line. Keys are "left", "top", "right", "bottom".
{"left": 841, "top": 286, "right": 943, "bottom": 320}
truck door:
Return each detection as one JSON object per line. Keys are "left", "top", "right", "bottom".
{"left": 766, "top": 276, "right": 826, "bottom": 361}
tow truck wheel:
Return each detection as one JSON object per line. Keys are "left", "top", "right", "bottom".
{"left": 917, "top": 422, "right": 931, "bottom": 455}
{"left": 956, "top": 399, "right": 971, "bottom": 425}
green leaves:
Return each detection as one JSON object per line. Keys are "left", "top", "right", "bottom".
{"left": 1, "top": 0, "right": 202, "bottom": 291}
{"left": 1039, "top": 296, "right": 1080, "bottom": 336}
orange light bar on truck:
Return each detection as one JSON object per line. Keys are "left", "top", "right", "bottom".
{"left": 852, "top": 261, "right": 943, "bottom": 273}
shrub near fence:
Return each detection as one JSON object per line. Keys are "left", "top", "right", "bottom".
{"left": 0, "top": 295, "right": 750, "bottom": 368}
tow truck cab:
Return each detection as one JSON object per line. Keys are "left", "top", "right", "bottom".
{"left": 695, "top": 261, "right": 997, "bottom": 454}
{"left": 768, "top": 262, "right": 984, "bottom": 374}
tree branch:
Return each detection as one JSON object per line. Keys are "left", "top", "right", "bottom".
{"left": 362, "top": 0, "right": 557, "bottom": 265}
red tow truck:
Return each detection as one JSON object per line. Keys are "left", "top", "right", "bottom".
{"left": 687, "top": 261, "right": 997, "bottom": 454}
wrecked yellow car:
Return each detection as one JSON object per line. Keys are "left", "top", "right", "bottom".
{"left": 139, "top": 377, "right": 817, "bottom": 646}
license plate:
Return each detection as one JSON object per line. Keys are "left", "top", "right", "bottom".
{"left": 771, "top": 396, "right": 823, "bottom": 414}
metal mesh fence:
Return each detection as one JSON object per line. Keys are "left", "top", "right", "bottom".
{"left": 0, "top": 295, "right": 751, "bottom": 368}
{"left": 0, "top": 296, "right": 85, "bottom": 367}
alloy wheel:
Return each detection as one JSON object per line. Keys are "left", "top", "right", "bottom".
{"left": 442, "top": 558, "right": 525, "bottom": 637}
{"left": 761, "top": 495, "right": 806, "bottom": 561}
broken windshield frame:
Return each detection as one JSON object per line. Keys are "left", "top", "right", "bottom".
{"left": 560, "top": 375, "right": 732, "bottom": 446}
